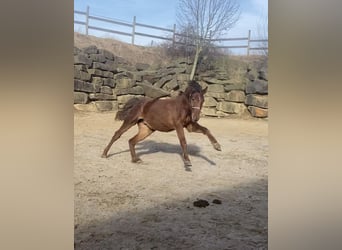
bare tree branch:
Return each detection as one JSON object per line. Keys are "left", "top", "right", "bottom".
{"left": 176, "top": 0, "right": 241, "bottom": 80}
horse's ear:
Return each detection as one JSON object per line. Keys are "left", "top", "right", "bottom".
{"left": 202, "top": 86, "right": 208, "bottom": 95}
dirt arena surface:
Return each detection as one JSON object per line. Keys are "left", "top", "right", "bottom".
{"left": 74, "top": 110, "right": 268, "bottom": 249}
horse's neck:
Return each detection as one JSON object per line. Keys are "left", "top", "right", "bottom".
{"left": 176, "top": 94, "right": 191, "bottom": 110}
{"left": 177, "top": 93, "right": 188, "bottom": 102}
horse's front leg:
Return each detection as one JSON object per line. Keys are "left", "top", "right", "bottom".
{"left": 186, "top": 122, "right": 222, "bottom": 151}
{"left": 175, "top": 125, "right": 192, "bottom": 166}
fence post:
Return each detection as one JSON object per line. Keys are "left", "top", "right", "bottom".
{"left": 172, "top": 24, "right": 176, "bottom": 48}
{"left": 247, "top": 29, "right": 251, "bottom": 56}
{"left": 132, "top": 16, "right": 136, "bottom": 45}
{"left": 85, "top": 6, "right": 90, "bottom": 35}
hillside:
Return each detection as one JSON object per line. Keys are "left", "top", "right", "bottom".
{"left": 74, "top": 32, "right": 267, "bottom": 71}
{"left": 74, "top": 32, "right": 172, "bottom": 67}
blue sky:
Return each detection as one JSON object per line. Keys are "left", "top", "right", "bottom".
{"left": 74, "top": 0, "right": 268, "bottom": 54}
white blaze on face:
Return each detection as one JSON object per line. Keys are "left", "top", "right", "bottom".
{"left": 190, "top": 93, "right": 203, "bottom": 122}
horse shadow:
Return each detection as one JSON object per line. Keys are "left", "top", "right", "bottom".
{"left": 136, "top": 140, "right": 217, "bottom": 171}
{"left": 106, "top": 140, "right": 216, "bottom": 171}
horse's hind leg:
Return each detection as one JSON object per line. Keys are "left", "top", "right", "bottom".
{"left": 129, "top": 122, "right": 154, "bottom": 163}
{"left": 101, "top": 119, "right": 136, "bottom": 158}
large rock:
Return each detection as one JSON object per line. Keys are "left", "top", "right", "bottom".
{"left": 203, "top": 96, "right": 217, "bottom": 107}
{"left": 74, "top": 54, "right": 92, "bottom": 67}
{"left": 207, "top": 84, "right": 224, "bottom": 93}
{"left": 89, "top": 54, "right": 106, "bottom": 63}
{"left": 203, "top": 77, "right": 231, "bottom": 85}
{"left": 114, "top": 55, "right": 129, "bottom": 65}
{"left": 74, "top": 92, "right": 88, "bottom": 104}
{"left": 247, "top": 67, "right": 258, "bottom": 81}
{"left": 114, "top": 86, "right": 144, "bottom": 95}
{"left": 163, "top": 79, "right": 179, "bottom": 91}
{"left": 74, "top": 68, "right": 91, "bottom": 81}
{"left": 90, "top": 77, "right": 102, "bottom": 93}
{"left": 215, "top": 72, "right": 230, "bottom": 81}
{"left": 174, "top": 58, "right": 191, "bottom": 65}
{"left": 114, "top": 71, "right": 135, "bottom": 80}
{"left": 245, "top": 94, "right": 268, "bottom": 108}
{"left": 258, "top": 70, "right": 268, "bottom": 81}
{"left": 205, "top": 92, "right": 226, "bottom": 99}
{"left": 154, "top": 75, "right": 173, "bottom": 88}
{"left": 176, "top": 74, "right": 190, "bottom": 82}
{"left": 137, "top": 82, "right": 170, "bottom": 98}
{"left": 136, "top": 63, "right": 150, "bottom": 71}
{"left": 74, "top": 46, "right": 81, "bottom": 55}
{"left": 117, "top": 94, "right": 144, "bottom": 104}
{"left": 74, "top": 64, "right": 87, "bottom": 71}
{"left": 91, "top": 77, "right": 104, "bottom": 86}
{"left": 200, "top": 71, "right": 216, "bottom": 78}
{"left": 116, "top": 65, "right": 135, "bottom": 72}
{"left": 225, "top": 90, "right": 245, "bottom": 103}
{"left": 198, "top": 80, "right": 208, "bottom": 90}
{"left": 87, "top": 69, "right": 114, "bottom": 78}
{"left": 201, "top": 107, "right": 218, "bottom": 117}
{"left": 89, "top": 93, "right": 116, "bottom": 100}
{"left": 94, "top": 101, "right": 118, "bottom": 112}
{"left": 216, "top": 101, "right": 247, "bottom": 114}
{"left": 100, "top": 86, "right": 113, "bottom": 95}
{"left": 98, "top": 49, "right": 114, "bottom": 60}
{"left": 83, "top": 45, "right": 98, "bottom": 54}
{"left": 130, "top": 72, "right": 143, "bottom": 82}
{"left": 141, "top": 71, "right": 159, "bottom": 83}
{"left": 74, "top": 79, "right": 96, "bottom": 93}
{"left": 224, "top": 83, "right": 245, "bottom": 91}
{"left": 248, "top": 106, "right": 268, "bottom": 118}
{"left": 104, "top": 60, "right": 119, "bottom": 73}
{"left": 247, "top": 72, "right": 256, "bottom": 81}
{"left": 158, "top": 67, "right": 186, "bottom": 77}
{"left": 116, "top": 78, "right": 136, "bottom": 89}
{"left": 103, "top": 78, "right": 116, "bottom": 88}
{"left": 92, "top": 62, "right": 110, "bottom": 71}
{"left": 246, "top": 79, "right": 268, "bottom": 94}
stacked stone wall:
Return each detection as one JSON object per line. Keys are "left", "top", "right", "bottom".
{"left": 74, "top": 45, "right": 268, "bottom": 118}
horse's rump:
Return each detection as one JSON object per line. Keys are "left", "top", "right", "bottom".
{"left": 115, "top": 97, "right": 148, "bottom": 121}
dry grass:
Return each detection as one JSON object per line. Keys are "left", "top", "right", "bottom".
{"left": 74, "top": 32, "right": 172, "bottom": 67}
{"left": 74, "top": 32, "right": 268, "bottom": 72}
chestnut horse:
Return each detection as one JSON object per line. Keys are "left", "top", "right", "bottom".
{"left": 101, "top": 80, "right": 221, "bottom": 166}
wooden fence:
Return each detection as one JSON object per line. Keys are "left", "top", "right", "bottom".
{"left": 74, "top": 6, "right": 268, "bottom": 55}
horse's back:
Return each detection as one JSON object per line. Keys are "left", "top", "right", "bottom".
{"left": 141, "top": 98, "right": 182, "bottom": 132}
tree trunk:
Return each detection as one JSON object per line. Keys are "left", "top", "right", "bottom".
{"left": 189, "top": 45, "right": 202, "bottom": 81}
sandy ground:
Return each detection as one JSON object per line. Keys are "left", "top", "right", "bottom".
{"left": 74, "top": 110, "right": 268, "bottom": 250}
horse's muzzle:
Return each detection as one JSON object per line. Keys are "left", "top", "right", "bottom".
{"left": 192, "top": 114, "right": 200, "bottom": 122}
{"left": 191, "top": 106, "right": 201, "bottom": 122}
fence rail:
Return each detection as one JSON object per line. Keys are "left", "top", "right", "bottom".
{"left": 74, "top": 6, "right": 268, "bottom": 55}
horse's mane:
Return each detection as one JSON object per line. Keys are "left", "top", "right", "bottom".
{"left": 183, "top": 80, "right": 202, "bottom": 98}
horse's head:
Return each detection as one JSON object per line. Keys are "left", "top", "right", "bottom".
{"left": 185, "top": 81, "right": 207, "bottom": 122}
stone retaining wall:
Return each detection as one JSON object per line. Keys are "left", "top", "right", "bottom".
{"left": 74, "top": 45, "right": 268, "bottom": 118}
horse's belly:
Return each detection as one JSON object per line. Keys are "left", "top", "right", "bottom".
{"left": 142, "top": 100, "right": 179, "bottom": 132}
{"left": 144, "top": 119, "right": 175, "bottom": 132}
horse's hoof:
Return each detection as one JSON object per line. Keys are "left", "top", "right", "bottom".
{"left": 101, "top": 154, "right": 108, "bottom": 158}
{"left": 132, "top": 158, "right": 143, "bottom": 164}
{"left": 184, "top": 160, "right": 192, "bottom": 166}
{"left": 213, "top": 143, "right": 222, "bottom": 151}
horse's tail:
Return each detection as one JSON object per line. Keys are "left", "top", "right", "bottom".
{"left": 115, "top": 97, "right": 146, "bottom": 121}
